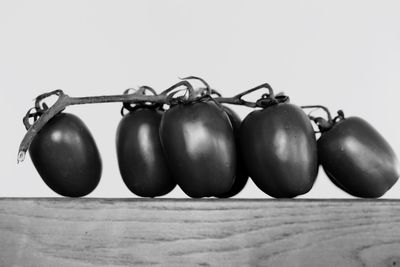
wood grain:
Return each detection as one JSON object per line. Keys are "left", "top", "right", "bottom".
{"left": 0, "top": 198, "right": 400, "bottom": 267}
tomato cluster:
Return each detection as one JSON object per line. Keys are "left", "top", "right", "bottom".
{"left": 24, "top": 78, "right": 399, "bottom": 198}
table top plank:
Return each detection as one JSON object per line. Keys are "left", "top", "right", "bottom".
{"left": 0, "top": 199, "right": 399, "bottom": 267}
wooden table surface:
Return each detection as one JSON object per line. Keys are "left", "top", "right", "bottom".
{"left": 0, "top": 198, "right": 399, "bottom": 267}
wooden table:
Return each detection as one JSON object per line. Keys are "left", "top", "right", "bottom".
{"left": 0, "top": 198, "right": 399, "bottom": 266}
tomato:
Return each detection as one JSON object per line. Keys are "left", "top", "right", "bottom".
{"left": 116, "top": 107, "right": 175, "bottom": 197}
{"left": 159, "top": 99, "right": 236, "bottom": 198}
{"left": 318, "top": 116, "right": 399, "bottom": 198}
{"left": 216, "top": 106, "right": 248, "bottom": 198}
{"left": 29, "top": 113, "right": 102, "bottom": 197}
{"left": 239, "top": 103, "right": 318, "bottom": 198}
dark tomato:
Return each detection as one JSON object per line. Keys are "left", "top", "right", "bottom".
{"left": 216, "top": 106, "right": 248, "bottom": 198}
{"left": 318, "top": 117, "right": 399, "bottom": 198}
{"left": 160, "top": 100, "right": 236, "bottom": 198}
{"left": 116, "top": 108, "right": 175, "bottom": 197}
{"left": 239, "top": 103, "right": 318, "bottom": 198}
{"left": 29, "top": 113, "right": 102, "bottom": 197}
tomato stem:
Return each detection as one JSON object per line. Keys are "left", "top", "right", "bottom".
{"left": 140, "top": 85, "right": 157, "bottom": 96}
{"left": 236, "top": 83, "right": 275, "bottom": 99}
{"left": 233, "top": 83, "right": 288, "bottom": 108}
{"left": 300, "top": 105, "right": 333, "bottom": 122}
{"left": 159, "top": 80, "right": 193, "bottom": 97}
{"left": 180, "top": 76, "right": 211, "bottom": 96}
{"left": 214, "top": 96, "right": 258, "bottom": 108}
{"left": 180, "top": 77, "right": 226, "bottom": 99}
{"left": 121, "top": 86, "right": 161, "bottom": 115}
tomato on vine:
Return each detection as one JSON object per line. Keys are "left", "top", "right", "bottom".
{"left": 159, "top": 81, "right": 237, "bottom": 198}
{"left": 116, "top": 87, "right": 175, "bottom": 197}
{"left": 303, "top": 106, "right": 400, "bottom": 198}
{"left": 29, "top": 111, "right": 102, "bottom": 197}
{"left": 182, "top": 77, "right": 248, "bottom": 198}
{"left": 239, "top": 84, "right": 319, "bottom": 198}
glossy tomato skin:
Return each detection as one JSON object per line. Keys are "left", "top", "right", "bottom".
{"left": 29, "top": 113, "right": 102, "bottom": 197}
{"left": 116, "top": 108, "right": 175, "bottom": 197}
{"left": 216, "top": 106, "right": 248, "bottom": 198}
{"left": 318, "top": 117, "right": 399, "bottom": 198}
{"left": 160, "top": 100, "right": 236, "bottom": 198}
{"left": 239, "top": 103, "right": 318, "bottom": 198}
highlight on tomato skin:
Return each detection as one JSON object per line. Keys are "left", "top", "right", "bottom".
{"left": 29, "top": 112, "right": 102, "bottom": 197}
{"left": 116, "top": 107, "right": 176, "bottom": 197}
{"left": 317, "top": 116, "right": 400, "bottom": 198}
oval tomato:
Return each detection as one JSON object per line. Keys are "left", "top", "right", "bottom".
{"left": 116, "top": 107, "right": 175, "bottom": 197}
{"left": 216, "top": 106, "right": 248, "bottom": 198}
{"left": 29, "top": 113, "right": 102, "bottom": 197}
{"left": 240, "top": 103, "right": 318, "bottom": 198}
{"left": 318, "top": 116, "right": 399, "bottom": 198}
{"left": 160, "top": 100, "right": 236, "bottom": 198}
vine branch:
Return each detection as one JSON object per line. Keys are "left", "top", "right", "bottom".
{"left": 18, "top": 82, "right": 274, "bottom": 163}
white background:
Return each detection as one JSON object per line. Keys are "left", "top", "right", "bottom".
{"left": 1, "top": 0, "right": 400, "bottom": 198}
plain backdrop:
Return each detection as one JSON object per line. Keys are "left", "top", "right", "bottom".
{"left": 1, "top": 0, "right": 400, "bottom": 198}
